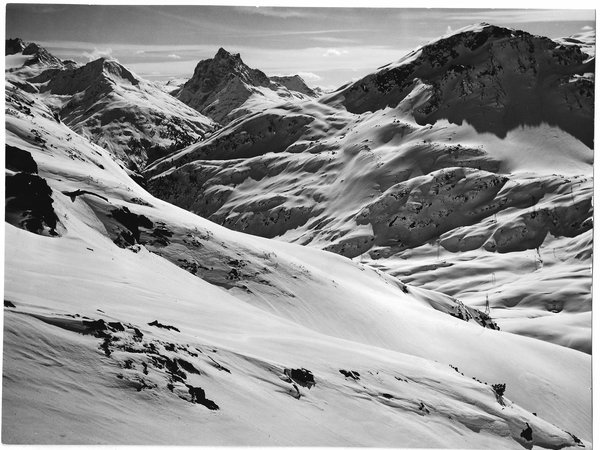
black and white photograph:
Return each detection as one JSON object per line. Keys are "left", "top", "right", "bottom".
{"left": 2, "top": 2, "right": 595, "bottom": 447}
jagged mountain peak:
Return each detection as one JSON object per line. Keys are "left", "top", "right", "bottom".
{"left": 175, "top": 47, "right": 316, "bottom": 123}
{"left": 28, "top": 57, "right": 141, "bottom": 96}
{"left": 186, "top": 47, "right": 270, "bottom": 90}
{"left": 6, "top": 37, "right": 27, "bottom": 55}
{"left": 18, "top": 55, "right": 216, "bottom": 171}
{"left": 214, "top": 46, "right": 242, "bottom": 62}
{"left": 5, "top": 38, "right": 64, "bottom": 68}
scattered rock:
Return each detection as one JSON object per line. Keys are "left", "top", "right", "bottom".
{"left": 83, "top": 319, "right": 109, "bottom": 335}
{"left": 520, "top": 423, "right": 533, "bottom": 441}
{"left": 148, "top": 320, "right": 180, "bottom": 333}
{"left": 110, "top": 206, "right": 153, "bottom": 244}
{"left": 108, "top": 321, "right": 125, "bottom": 331}
{"left": 492, "top": 383, "right": 506, "bottom": 398}
{"left": 284, "top": 368, "right": 316, "bottom": 388}
{"left": 132, "top": 327, "right": 143, "bottom": 341}
{"left": 187, "top": 385, "right": 219, "bottom": 410}
{"left": 164, "top": 357, "right": 187, "bottom": 382}
{"left": 177, "top": 358, "right": 201, "bottom": 375}
{"left": 567, "top": 432, "right": 584, "bottom": 447}
{"left": 339, "top": 369, "right": 360, "bottom": 380}
{"left": 5, "top": 172, "right": 59, "bottom": 236}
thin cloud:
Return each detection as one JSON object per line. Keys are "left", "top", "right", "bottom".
{"left": 231, "top": 6, "right": 315, "bottom": 19}
{"left": 297, "top": 72, "right": 322, "bottom": 81}
{"left": 167, "top": 54, "right": 182, "bottom": 59}
{"left": 82, "top": 47, "right": 113, "bottom": 61}
{"left": 443, "top": 9, "right": 594, "bottom": 23}
{"left": 309, "top": 36, "right": 358, "bottom": 44}
{"left": 227, "top": 28, "right": 370, "bottom": 39}
{"left": 323, "top": 48, "right": 349, "bottom": 57}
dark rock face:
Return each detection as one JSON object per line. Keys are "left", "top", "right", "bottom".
{"left": 339, "top": 369, "right": 360, "bottom": 380}
{"left": 175, "top": 48, "right": 272, "bottom": 124}
{"left": 148, "top": 320, "right": 180, "bottom": 333}
{"left": 520, "top": 423, "right": 533, "bottom": 441}
{"left": 6, "top": 38, "right": 26, "bottom": 55}
{"left": 285, "top": 368, "right": 316, "bottom": 388}
{"left": 6, "top": 39, "right": 64, "bottom": 67}
{"left": 327, "top": 24, "right": 594, "bottom": 148}
{"left": 5, "top": 145, "right": 38, "bottom": 173}
{"left": 110, "top": 206, "right": 153, "bottom": 244}
{"left": 5, "top": 173, "right": 59, "bottom": 236}
{"left": 187, "top": 385, "right": 219, "bottom": 410}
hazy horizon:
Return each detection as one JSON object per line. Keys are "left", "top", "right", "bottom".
{"left": 5, "top": 5, "right": 596, "bottom": 89}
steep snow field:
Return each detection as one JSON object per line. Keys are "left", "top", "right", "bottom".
{"left": 146, "top": 24, "right": 593, "bottom": 355}
{"left": 3, "top": 55, "right": 591, "bottom": 447}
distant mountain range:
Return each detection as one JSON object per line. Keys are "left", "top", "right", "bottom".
{"left": 6, "top": 41, "right": 318, "bottom": 171}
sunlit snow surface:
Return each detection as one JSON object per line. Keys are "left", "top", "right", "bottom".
{"left": 3, "top": 27, "right": 593, "bottom": 448}
{"left": 146, "top": 25, "right": 593, "bottom": 357}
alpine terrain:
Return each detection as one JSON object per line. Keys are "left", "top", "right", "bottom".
{"left": 3, "top": 21, "right": 593, "bottom": 449}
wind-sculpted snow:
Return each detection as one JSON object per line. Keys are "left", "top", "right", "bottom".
{"left": 145, "top": 24, "right": 592, "bottom": 354}
{"left": 3, "top": 62, "right": 591, "bottom": 446}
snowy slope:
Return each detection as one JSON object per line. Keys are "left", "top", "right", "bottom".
{"left": 144, "top": 24, "right": 593, "bottom": 354}
{"left": 3, "top": 61, "right": 591, "bottom": 447}
{"left": 554, "top": 29, "right": 595, "bottom": 62}
{"left": 6, "top": 41, "right": 218, "bottom": 171}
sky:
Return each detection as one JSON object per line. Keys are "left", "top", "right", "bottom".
{"left": 4, "top": 3, "right": 596, "bottom": 89}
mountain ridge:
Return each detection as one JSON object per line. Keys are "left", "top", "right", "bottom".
{"left": 323, "top": 23, "right": 594, "bottom": 148}
{"left": 144, "top": 23, "right": 593, "bottom": 354}
{"left": 2, "top": 22, "right": 594, "bottom": 447}
{"left": 6, "top": 43, "right": 218, "bottom": 171}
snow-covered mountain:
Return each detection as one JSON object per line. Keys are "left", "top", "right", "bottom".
{"left": 174, "top": 47, "right": 319, "bottom": 124}
{"left": 145, "top": 24, "right": 593, "bottom": 354}
{"left": 270, "top": 74, "right": 318, "bottom": 96}
{"left": 554, "top": 29, "right": 595, "bottom": 61}
{"left": 3, "top": 58, "right": 591, "bottom": 448}
{"left": 3, "top": 22, "right": 593, "bottom": 447}
{"left": 5, "top": 38, "right": 69, "bottom": 70}
{"left": 323, "top": 23, "right": 594, "bottom": 148}
{"left": 6, "top": 41, "right": 218, "bottom": 171}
